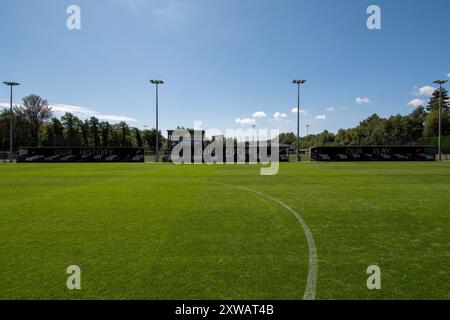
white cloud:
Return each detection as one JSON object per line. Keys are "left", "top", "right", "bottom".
{"left": 327, "top": 106, "right": 348, "bottom": 112}
{"left": 273, "top": 112, "right": 288, "bottom": 121}
{"left": 407, "top": 98, "right": 425, "bottom": 107}
{"left": 51, "top": 104, "right": 89, "bottom": 114}
{"left": 447, "top": 73, "right": 450, "bottom": 78}
{"left": 417, "top": 85, "right": 435, "bottom": 97}
{"left": 355, "top": 97, "right": 370, "bottom": 104}
{"left": 1, "top": 102, "right": 137, "bottom": 123}
{"left": 290, "top": 108, "right": 307, "bottom": 116}
{"left": 252, "top": 111, "right": 266, "bottom": 118}
{"left": 315, "top": 115, "right": 326, "bottom": 120}
{"left": 235, "top": 118, "right": 256, "bottom": 126}
{"left": 50, "top": 103, "right": 137, "bottom": 123}
{"left": 0, "top": 100, "right": 20, "bottom": 109}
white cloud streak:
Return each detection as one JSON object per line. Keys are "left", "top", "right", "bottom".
{"left": 273, "top": 112, "right": 288, "bottom": 121}
{"left": 315, "top": 115, "right": 326, "bottom": 120}
{"left": 355, "top": 97, "right": 370, "bottom": 105}
{"left": 407, "top": 98, "right": 425, "bottom": 107}
{"left": 417, "top": 85, "right": 435, "bottom": 96}
{"left": 252, "top": 111, "right": 267, "bottom": 118}
{"left": 290, "top": 108, "right": 307, "bottom": 116}
{"left": 50, "top": 104, "right": 137, "bottom": 122}
{"left": 1, "top": 102, "right": 137, "bottom": 123}
{"left": 235, "top": 118, "right": 256, "bottom": 126}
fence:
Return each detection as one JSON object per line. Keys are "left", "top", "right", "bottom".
{"left": 144, "top": 151, "right": 164, "bottom": 163}
{"left": 418, "top": 136, "right": 450, "bottom": 154}
{"left": 0, "top": 152, "right": 13, "bottom": 162}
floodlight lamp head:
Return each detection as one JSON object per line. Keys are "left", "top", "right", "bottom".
{"left": 3, "top": 82, "right": 20, "bottom": 86}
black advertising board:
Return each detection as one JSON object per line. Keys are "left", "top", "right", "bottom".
{"left": 17, "top": 147, "right": 145, "bottom": 163}
{"left": 311, "top": 146, "right": 436, "bottom": 162}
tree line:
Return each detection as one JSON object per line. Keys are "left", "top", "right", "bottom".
{"left": 278, "top": 87, "right": 450, "bottom": 151}
{"left": 1, "top": 88, "right": 449, "bottom": 152}
{"left": 0, "top": 95, "right": 165, "bottom": 151}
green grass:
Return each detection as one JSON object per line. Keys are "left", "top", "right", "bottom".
{"left": 0, "top": 162, "right": 449, "bottom": 300}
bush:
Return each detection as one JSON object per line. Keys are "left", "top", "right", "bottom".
{"left": 418, "top": 136, "right": 450, "bottom": 153}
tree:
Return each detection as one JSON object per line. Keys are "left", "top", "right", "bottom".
{"left": 62, "top": 112, "right": 81, "bottom": 146}
{"left": 134, "top": 128, "right": 143, "bottom": 148}
{"left": 100, "top": 121, "right": 111, "bottom": 147}
{"left": 426, "top": 88, "right": 449, "bottom": 112}
{"left": 315, "top": 130, "right": 335, "bottom": 146}
{"left": 11, "top": 106, "right": 33, "bottom": 148}
{"left": 352, "top": 114, "right": 384, "bottom": 145}
{"left": 89, "top": 117, "right": 101, "bottom": 147}
{"left": 110, "top": 124, "right": 121, "bottom": 146}
{"left": 52, "top": 118, "right": 65, "bottom": 146}
{"left": 335, "top": 128, "right": 357, "bottom": 145}
{"left": 118, "top": 121, "right": 131, "bottom": 146}
{"left": 22, "top": 95, "right": 53, "bottom": 146}
{"left": 406, "top": 106, "right": 427, "bottom": 140}
{"left": 80, "top": 119, "right": 90, "bottom": 146}
{"left": 144, "top": 128, "right": 164, "bottom": 152}
{"left": 42, "top": 118, "right": 65, "bottom": 147}
{"left": 1, "top": 109, "right": 15, "bottom": 149}
{"left": 424, "top": 109, "right": 450, "bottom": 137}
{"left": 384, "top": 115, "right": 408, "bottom": 144}
{"left": 278, "top": 132, "right": 297, "bottom": 145}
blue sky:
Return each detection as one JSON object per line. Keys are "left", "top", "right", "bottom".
{"left": 1, "top": 0, "right": 449, "bottom": 136}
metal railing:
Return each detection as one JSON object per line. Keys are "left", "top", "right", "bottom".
{"left": 144, "top": 151, "right": 164, "bottom": 163}
{"left": 0, "top": 151, "right": 13, "bottom": 163}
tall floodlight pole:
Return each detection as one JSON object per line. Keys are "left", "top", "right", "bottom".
{"left": 292, "top": 80, "right": 306, "bottom": 161}
{"left": 306, "top": 124, "right": 310, "bottom": 136}
{"left": 150, "top": 80, "right": 164, "bottom": 162}
{"left": 3, "top": 82, "right": 20, "bottom": 163}
{"left": 433, "top": 80, "right": 448, "bottom": 161}
{"left": 252, "top": 124, "right": 256, "bottom": 142}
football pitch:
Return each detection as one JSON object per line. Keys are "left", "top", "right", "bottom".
{"left": 0, "top": 162, "right": 449, "bottom": 300}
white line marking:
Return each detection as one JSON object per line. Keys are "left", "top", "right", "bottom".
{"left": 209, "top": 183, "right": 318, "bottom": 300}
